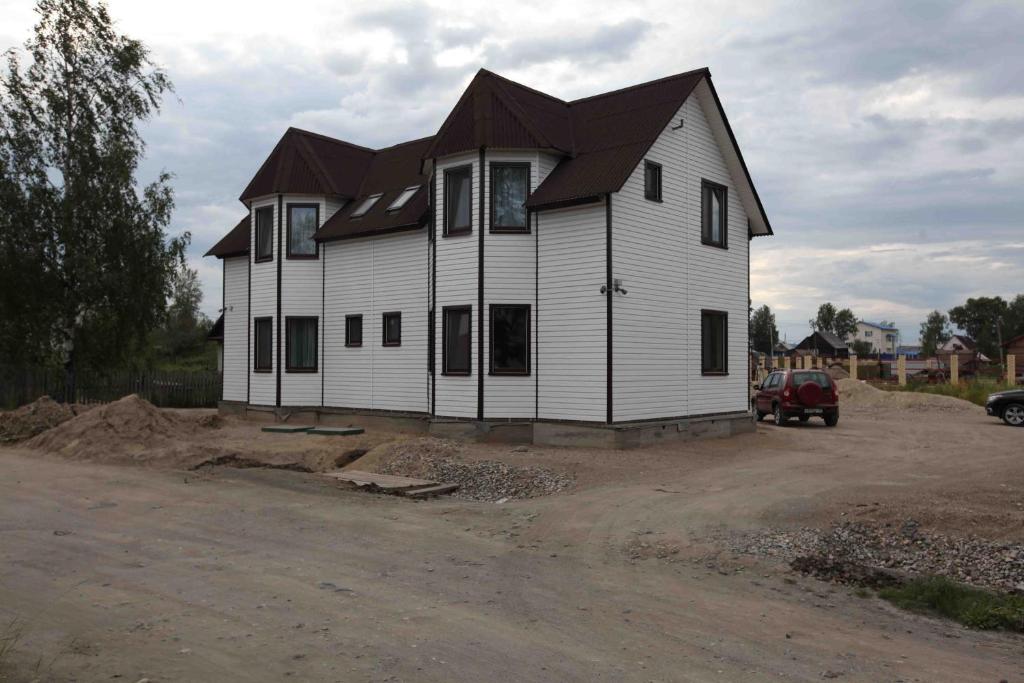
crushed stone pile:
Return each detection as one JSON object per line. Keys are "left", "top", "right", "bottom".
{"left": 0, "top": 396, "right": 83, "bottom": 443}
{"left": 837, "top": 378, "right": 980, "bottom": 414}
{"left": 26, "top": 394, "right": 221, "bottom": 466}
{"left": 364, "top": 437, "right": 573, "bottom": 502}
{"left": 728, "top": 520, "right": 1024, "bottom": 592}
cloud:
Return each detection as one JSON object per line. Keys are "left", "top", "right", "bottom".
{"left": 484, "top": 19, "right": 652, "bottom": 69}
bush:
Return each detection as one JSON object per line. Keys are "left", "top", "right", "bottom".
{"left": 878, "top": 576, "right": 1024, "bottom": 632}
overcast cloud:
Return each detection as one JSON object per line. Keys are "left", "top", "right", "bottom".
{"left": 2, "top": 0, "right": 1022, "bottom": 344}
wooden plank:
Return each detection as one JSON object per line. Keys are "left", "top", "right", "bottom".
{"left": 261, "top": 425, "right": 315, "bottom": 433}
{"left": 402, "top": 483, "right": 459, "bottom": 498}
{"left": 307, "top": 427, "right": 365, "bottom": 436}
{"left": 321, "top": 470, "right": 434, "bottom": 490}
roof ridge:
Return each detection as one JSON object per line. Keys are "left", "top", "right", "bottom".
{"left": 286, "top": 127, "right": 377, "bottom": 154}
{"left": 567, "top": 67, "right": 710, "bottom": 106}
{"left": 375, "top": 134, "right": 435, "bottom": 152}
{"left": 477, "top": 68, "right": 569, "bottom": 105}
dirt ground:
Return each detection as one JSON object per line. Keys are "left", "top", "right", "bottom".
{"left": 1, "top": 393, "right": 1023, "bottom": 682}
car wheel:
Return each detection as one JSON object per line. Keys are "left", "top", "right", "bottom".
{"left": 773, "top": 404, "right": 786, "bottom": 426}
{"left": 824, "top": 412, "right": 839, "bottom": 427}
{"left": 1002, "top": 403, "right": 1024, "bottom": 427}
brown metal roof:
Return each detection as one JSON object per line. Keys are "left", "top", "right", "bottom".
{"left": 204, "top": 215, "right": 250, "bottom": 258}
{"left": 239, "top": 128, "right": 375, "bottom": 202}
{"left": 315, "top": 136, "right": 435, "bottom": 242}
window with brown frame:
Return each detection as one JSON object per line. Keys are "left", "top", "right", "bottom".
{"left": 489, "top": 304, "right": 530, "bottom": 375}
{"left": 382, "top": 312, "right": 401, "bottom": 346}
{"left": 443, "top": 306, "right": 471, "bottom": 375}
{"left": 701, "top": 310, "right": 728, "bottom": 375}
{"left": 255, "top": 206, "right": 273, "bottom": 262}
{"left": 701, "top": 179, "right": 727, "bottom": 248}
{"left": 345, "top": 315, "right": 362, "bottom": 347}
{"left": 644, "top": 161, "right": 662, "bottom": 202}
{"left": 444, "top": 165, "right": 472, "bottom": 236}
{"left": 287, "top": 203, "right": 319, "bottom": 258}
{"left": 254, "top": 317, "right": 272, "bottom": 372}
{"left": 285, "top": 317, "right": 318, "bottom": 372}
{"left": 490, "top": 162, "right": 530, "bottom": 232}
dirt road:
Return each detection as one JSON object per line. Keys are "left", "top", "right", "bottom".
{"left": 1, "top": 405, "right": 1022, "bottom": 682}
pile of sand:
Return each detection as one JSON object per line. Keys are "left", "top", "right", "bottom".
{"left": 25, "top": 394, "right": 221, "bottom": 466}
{"left": 826, "top": 364, "right": 850, "bottom": 380}
{"left": 0, "top": 396, "right": 79, "bottom": 443}
{"left": 837, "top": 379, "right": 980, "bottom": 414}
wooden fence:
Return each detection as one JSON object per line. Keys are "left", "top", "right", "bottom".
{"left": 0, "top": 365, "right": 222, "bottom": 410}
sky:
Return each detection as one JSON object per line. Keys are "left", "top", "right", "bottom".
{"left": 2, "top": 0, "right": 1023, "bottom": 345}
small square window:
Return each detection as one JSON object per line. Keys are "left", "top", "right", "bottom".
{"left": 255, "top": 207, "right": 273, "bottom": 262}
{"left": 701, "top": 179, "right": 727, "bottom": 248}
{"left": 254, "top": 317, "right": 272, "bottom": 372}
{"left": 286, "top": 317, "right": 318, "bottom": 372}
{"left": 345, "top": 315, "right": 363, "bottom": 347}
{"left": 701, "top": 310, "right": 728, "bottom": 375}
{"left": 350, "top": 193, "right": 383, "bottom": 219}
{"left": 443, "top": 306, "right": 471, "bottom": 375}
{"left": 382, "top": 312, "right": 401, "bottom": 346}
{"left": 644, "top": 161, "right": 662, "bottom": 202}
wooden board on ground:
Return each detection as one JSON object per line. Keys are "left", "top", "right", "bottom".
{"left": 306, "top": 427, "right": 365, "bottom": 436}
{"left": 321, "top": 470, "right": 458, "bottom": 498}
{"left": 261, "top": 425, "right": 314, "bottom": 433}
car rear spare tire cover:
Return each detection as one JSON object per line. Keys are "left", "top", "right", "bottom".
{"left": 797, "top": 381, "right": 823, "bottom": 406}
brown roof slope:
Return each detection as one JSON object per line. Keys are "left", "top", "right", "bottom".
{"left": 239, "top": 128, "right": 375, "bottom": 202}
{"left": 204, "top": 215, "right": 250, "bottom": 258}
{"left": 424, "top": 69, "right": 573, "bottom": 159}
{"left": 525, "top": 69, "right": 706, "bottom": 209}
{"left": 315, "top": 136, "right": 435, "bottom": 242}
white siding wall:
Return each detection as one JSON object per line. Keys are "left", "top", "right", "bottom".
{"left": 483, "top": 151, "right": 542, "bottom": 419}
{"left": 433, "top": 153, "right": 480, "bottom": 418}
{"left": 249, "top": 198, "right": 277, "bottom": 406}
{"left": 222, "top": 256, "right": 249, "bottom": 401}
{"left": 612, "top": 87, "right": 750, "bottom": 420}
{"left": 322, "top": 231, "right": 429, "bottom": 413}
{"left": 537, "top": 202, "right": 608, "bottom": 422}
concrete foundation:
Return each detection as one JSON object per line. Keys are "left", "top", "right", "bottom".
{"left": 218, "top": 402, "right": 754, "bottom": 449}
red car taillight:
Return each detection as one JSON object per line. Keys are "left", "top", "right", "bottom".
{"left": 783, "top": 387, "right": 792, "bottom": 400}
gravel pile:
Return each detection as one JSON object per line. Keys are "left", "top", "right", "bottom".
{"left": 378, "top": 451, "right": 573, "bottom": 502}
{"left": 0, "top": 396, "right": 80, "bottom": 443}
{"left": 729, "top": 520, "right": 1024, "bottom": 592}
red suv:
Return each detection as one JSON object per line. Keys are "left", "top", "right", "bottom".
{"left": 753, "top": 369, "right": 839, "bottom": 427}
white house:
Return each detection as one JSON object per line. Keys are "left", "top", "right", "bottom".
{"left": 205, "top": 68, "right": 774, "bottom": 446}
{"left": 849, "top": 321, "right": 899, "bottom": 355}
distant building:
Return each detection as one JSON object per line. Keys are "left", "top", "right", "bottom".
{"left": 794, "top": 330, "right": 850, "bottom": 359}
{"left": 897, "top": 345, "right": 922, "bottom": 359}
{"left": 848, "top": 321, "right": 899, "bottom": 355}
{"left": 938, "top": 334, "right": 989, "bottom": 366}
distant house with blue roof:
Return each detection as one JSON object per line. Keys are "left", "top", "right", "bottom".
{"left": 848, "top": 320, "right": 899, "bottom": 356}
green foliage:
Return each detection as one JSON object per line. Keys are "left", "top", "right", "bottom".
{"left": 948, "top": 297, "right": 1008, "bottom": 360}
{"left": 0, "top": 0, "right": 182, "bottom": 373}
{"left": 919, "top": 310, "right": 952, "bottom": 357}
{"left": 749, "top": 304, "right": 779, "bottom": 354}
{"left": 810, "top": 303, "right": 858, "bottom": 340}
{"left": 849, "top": 339, "right": 873, "bottom": 357}
{"left": 879, "top": 576, "right": 1024, "bottom": 632}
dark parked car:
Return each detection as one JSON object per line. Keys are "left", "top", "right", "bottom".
{"left": 986, "top": 389, "right": 1024, "bottom": 427}
{"left": 753, "top": 369, "right": 839, "bottom": 427}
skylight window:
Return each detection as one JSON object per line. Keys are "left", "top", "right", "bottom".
{"left": 387, "top": 186, "right": 420, "bottom": 212}
{"left": 350, "top": 193, "right": 383, "bottom": 219}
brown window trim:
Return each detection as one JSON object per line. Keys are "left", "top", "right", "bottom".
{"left": 382, "top": 311, "right": 402, "bottom": 347}
{"left": 700, "top": 309, "right": 729, "bottom": 376}
{"left": 442, "top": 305, "right": 472, "bottom": 376}
{"left": 254, "top": 206, "right": 274, "bottom": 263}
{"left": 345, "top": 314, "right": 363, "bottom": 348}
{"left": 286, "top": 202, "right": 320, "bottom": 259}
{"left": 285, "top": 316, "right": 318, "bottom": 373}
{"left": 253, "top": 316, "right": 273, "bottom": 372}
{"left": 489, "top": 162, "right": 531, "bottom": 234}
{"left": 644, "top": 161, "right": 663, "bottom": 202}
{"left": 700, "top": 179, "right": 728, "bottom": 250}
{"left": 443, "top": 164, "right": 473, "bottom": 237}
{"left": 489, "top": 303, "right": 531, "bottom": 376}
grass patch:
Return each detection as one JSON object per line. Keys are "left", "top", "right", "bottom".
{"left": 878, "top": 380, "right": 1000, "bottom": 407}
{"left": 878, "top": 576, "right": 1024, "bottom": 631}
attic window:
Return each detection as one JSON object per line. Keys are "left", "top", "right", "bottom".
{"left": 350, "top": 193, "right": 383, "bottom": 219}
{"left": 644, "top": 161, "right": 662, "bottom": 202}
{"left": 387, "top": 186, "right": 420, "bottom": 212}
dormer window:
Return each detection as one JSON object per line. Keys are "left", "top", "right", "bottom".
{"left": 350, "top": 193, "right": 382, "bottom": 219}
{"left": 387, "top": 186, "right": 420, "bottom": 212}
